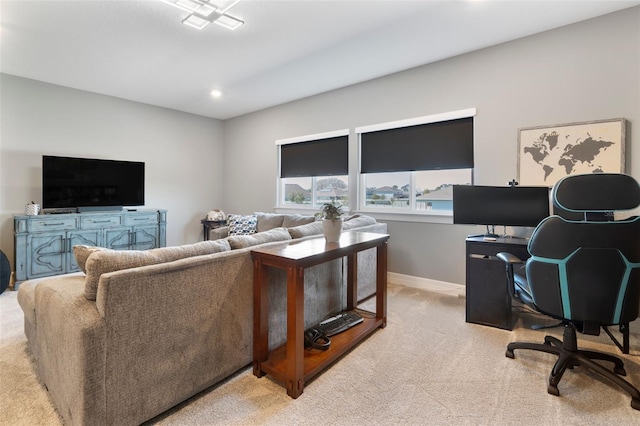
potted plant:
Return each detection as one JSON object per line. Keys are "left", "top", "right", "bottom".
{"left": 315, "top": 201, "right": 345, "bottom": 242}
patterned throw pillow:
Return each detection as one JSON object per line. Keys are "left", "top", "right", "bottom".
{"left": 227, "top": 214, "right": 258, "bottom": 236}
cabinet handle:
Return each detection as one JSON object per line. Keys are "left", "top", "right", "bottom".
{"left": 45, "top": 222, "right": 65, "bottom": 226}
{"left": 60, "top": 237, "right": 67, "bottom": 254}
{"left": 92, "top": 220, "right": 112, "bottom": 223}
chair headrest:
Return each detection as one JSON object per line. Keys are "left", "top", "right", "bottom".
{"left": 552, "top": 173, "right": 640, "bottom": 213}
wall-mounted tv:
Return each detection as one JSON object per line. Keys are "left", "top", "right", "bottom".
{"left": 452, "top": 185, "right": 550, "bottom": 228}
{"left": 42, "top": 155, "right": 145, "bottom": 212}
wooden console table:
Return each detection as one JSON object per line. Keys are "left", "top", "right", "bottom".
{"left": 251, "top": 231, "right": 389, "bottom": 398}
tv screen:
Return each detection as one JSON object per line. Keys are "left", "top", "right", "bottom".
{"left": 453, "top": 185, "right": 550, "bottom": 228}
{"left": 42, "top": 155, "right": 145, "bottom": 211}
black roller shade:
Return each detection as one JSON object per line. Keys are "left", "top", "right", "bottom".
{"left": 280, "top": 135, "right": 348, "bottom": 178}
{"left": 360, "top": 117, "right": 474, "bottom": 173}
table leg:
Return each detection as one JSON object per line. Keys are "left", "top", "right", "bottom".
{"left": 286, "top": 266, "right": 305, "bottom": 398}
{"left": 376, "top": 242, "right": 388, "bottom": 328}
{"left": 346, "top": 253, "right": 357, "bottom": 310}
{"left": 253, "top": 259, "right": 269, "bottom": 377}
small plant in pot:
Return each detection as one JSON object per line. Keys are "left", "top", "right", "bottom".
{"left": 315, "top": 201, "right": 345, "bottom": 242}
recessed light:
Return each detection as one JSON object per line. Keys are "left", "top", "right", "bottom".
{"left": 210, "top": 89, "right": 223, "bottom": 98}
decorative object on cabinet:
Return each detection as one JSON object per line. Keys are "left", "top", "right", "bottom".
{"left": 206, "top": 209, "right": 226, "bottom": 221}
{"left": 517, "top": 118, "right": 625, "bottom": 187}
{"left": 13, "top": 209, "right": 167, "bottom": 283}
{"left": 25, "top": 201, "right": 41, "bottom": 216}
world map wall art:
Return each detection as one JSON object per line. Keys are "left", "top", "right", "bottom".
{"left": 517, "top": 118, "right": 626, "bottom": 186}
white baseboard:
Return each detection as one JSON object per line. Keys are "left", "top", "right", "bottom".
{"left": 387, "top": 272, "right": 466, "bottom": 298}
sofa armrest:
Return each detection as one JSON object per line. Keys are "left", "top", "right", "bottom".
{"left": 33, "top": 277, "right": 106, "bottom": 425}
{"left": 209, "top": 226, "right": 229, "bottom": 240}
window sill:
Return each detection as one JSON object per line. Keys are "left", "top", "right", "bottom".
{"left": 354, "top": 209, "right": 454, "bottom": 224}
{"left": 274, "top": 206, "right": 454, "bottom": 224}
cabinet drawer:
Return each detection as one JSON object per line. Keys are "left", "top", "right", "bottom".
{"left": 467, "top": 242, "right": 528, "bottom": 259}
{"left": 81, "top": 215, "right": 122, "bottom": 228}
{"left": 124, "top": 214, "right": 157, "bottom": 226}
{"left": 29, "top": 217, "right": 77, "bottom": 232}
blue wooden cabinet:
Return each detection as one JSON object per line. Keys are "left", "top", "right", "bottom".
{"left": 14, "top": 209, "right": 167, "bottom": 282}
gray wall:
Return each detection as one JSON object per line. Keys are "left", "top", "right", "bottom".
{"left": 0, "top": 75, "right": 226, "bottom": 261}
{"left": 222, "top": 7, "right": 640, "bottom": 285}
{"left": 1, "top": 8, "right": 638, "bottom": 286}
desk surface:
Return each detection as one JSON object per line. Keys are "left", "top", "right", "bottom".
{"left": 466, "top": 235, "right": 529, "bottom": 246}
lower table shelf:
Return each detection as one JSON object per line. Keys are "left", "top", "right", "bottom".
{"left": 259, "top": 309, "right": 382, "bottom": 384}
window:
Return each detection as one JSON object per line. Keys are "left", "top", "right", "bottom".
{"left": 277, "top": 130, "right": 349, "bottom": 209}
{"left": 357, "top": 109, "right": 475, "bottom": 214}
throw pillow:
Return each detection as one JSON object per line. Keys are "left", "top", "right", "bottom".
{"left": 83, "top": 240, "right": 232, "bottom": 300}
{"left": 255, "top": 212, "right": 286, "bottom": 233}
{"left": 287, "top": 221, "right": 324, "bottom": 239}
{"left": 227, "top": 214, "right": 258, "bottom": 236}
{"left": 73, "top": 245, "right": 111, "bottom": 273}
{"left": 84, "top": 250, "right": 162, "bottom": 300}
{"left": 342, "top": 214, "right": 377, "bottom": 230}
{"left": 227, "top": 227, "right": 292, "bottom": 249}
{"left": 282, "top": 214, "right": 316, "bottom": 228}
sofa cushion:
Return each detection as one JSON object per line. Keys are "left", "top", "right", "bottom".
{"left": 255, "top": 213, "right": 286, "bottom": 233}
{"left": 342, "top": 214, "right": 377, "bottom": 230}
{"left": 148, "top": 239, "right": 231, "bottom": 261}
{"left": 287, "top": 221, "right": 324, "bottom": 239}
{"left": 227, "top": 214, "right": 258, "bottom": 236}
{"left": 227, "top": 227, "right": 291, "bottom": 249}
{"left": 73, "top": 245, "right": 111, "bottom": 273}
{"left": 84, "top": 239, "right": 231, "bottom": 300}
{"left": 282, "top": 214, "right": 316, "bottom": 228}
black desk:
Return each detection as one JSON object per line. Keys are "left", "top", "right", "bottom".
{"left": 465, "top": 236, "right": 529, "bottom": 330}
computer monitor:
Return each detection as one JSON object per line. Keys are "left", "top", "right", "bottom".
{"left": 453, "top": 185, "right": 550, "bottom": 231}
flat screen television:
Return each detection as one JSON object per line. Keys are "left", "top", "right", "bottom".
{"left": 453, "top": 185, "right": 550, "bottom": 229}
{"left": 42, "top": 155, "right": 145, "bottom": 212}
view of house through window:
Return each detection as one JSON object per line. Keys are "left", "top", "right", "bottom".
{"left": 362, "top": 169, "right": 472, "bottom": 211}
{"left": 282, "top": 176, "right": 349, "bottom": 207}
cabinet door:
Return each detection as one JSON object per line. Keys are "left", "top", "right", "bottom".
{"left": 28, "top": 233, "right": 65, "bottom": 278}
{"left": 132, "top": 225, "right": 159, "bottom": 250}
{"left": 104, "top": 227, "right": 133, "bottom": 250}
{"left": 66, "top": 230, "right": 101, "bottom": 272}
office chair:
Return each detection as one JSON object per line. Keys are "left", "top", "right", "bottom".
{"left": 497, "top": 173, "right": 640, "bottom": 410}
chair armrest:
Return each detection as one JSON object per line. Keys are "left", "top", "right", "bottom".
{"left": 496, "top": 252, "right": 525, "bottom": 265}
{"left": 496, "top": 252, "right": 525, "bottom": 299}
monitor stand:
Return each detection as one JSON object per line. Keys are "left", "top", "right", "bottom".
{"left": 484, "top": 225, "right": 500, "bottom": 238}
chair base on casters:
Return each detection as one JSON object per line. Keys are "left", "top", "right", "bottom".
{"left": 506, "top": 325, "right": 640, "bottom": 411}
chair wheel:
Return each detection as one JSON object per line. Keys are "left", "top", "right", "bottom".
{"left": 547, "top": 384, "right": 560, "bottom": 396}
{"left": 614, "top": 366, "right": 627, "bottom": 376}
{"left": 506, "top": 349, "right": 514, "bottom": 359}
{"left": 632, "top": 398, "right": 640, "bottom": 411}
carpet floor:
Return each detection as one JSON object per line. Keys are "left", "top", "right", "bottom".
{"left": 1, "top": 284, "right": 639, "bottom": 425}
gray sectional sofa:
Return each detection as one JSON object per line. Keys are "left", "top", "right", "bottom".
{"left": 17, "top": 212, "right": 387, "bottom": 425}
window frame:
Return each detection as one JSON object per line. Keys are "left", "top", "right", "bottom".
{"left": 275, "top": 129, "right": 349, "bottom": 211}
{"left": 356, "top": 108, "right": 476, "bottom": 218}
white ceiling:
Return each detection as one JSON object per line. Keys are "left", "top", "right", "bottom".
{"left": 1, "top": 0, "right": 638, "bottom": 120}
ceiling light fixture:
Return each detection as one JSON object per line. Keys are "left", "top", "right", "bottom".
{"left": 210, "top": 89, "right": 222, "bottom": 98}
{"left": 163, "top": 0, "right": 244, "bottom": 30}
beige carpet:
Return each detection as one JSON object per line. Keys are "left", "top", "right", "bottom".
{"left": 1, "top": 284, "right": 639, "bottom": 425}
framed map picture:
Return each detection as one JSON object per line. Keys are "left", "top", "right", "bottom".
{"left": 517, "top": 118, "right": 626, "bottom": 186}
